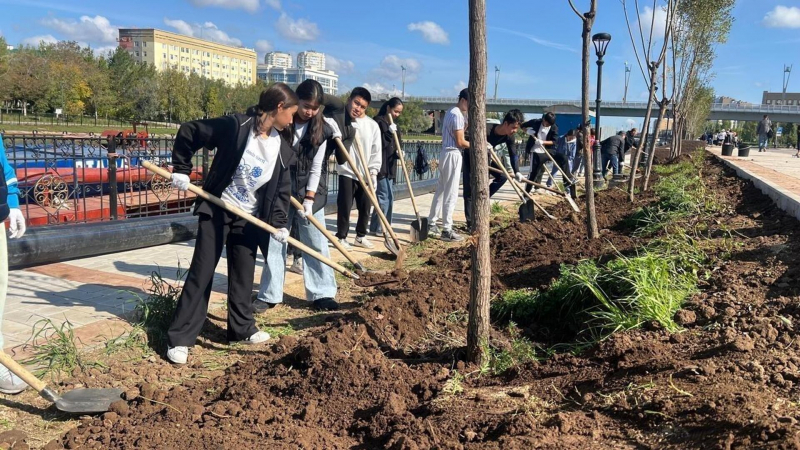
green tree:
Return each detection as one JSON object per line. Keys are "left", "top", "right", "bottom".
{"left": 203, "top": 84, "right": 224, "bottom": 118}
{"left": 395, "top": 100, "right": 429, "bottom": 133}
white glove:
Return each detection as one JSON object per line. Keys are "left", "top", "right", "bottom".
{"left": 271, "top": 227, "right": 289, "bottom": 244}
{"left": 515, "top": 172, "right": 525, "bottom": 183}
{"left": 8, "top": 208, "right": 26, "bottom": 239}
{"left": 389, "top": 123, "right": 398, "bottom": 133}
{"left": 324, "top": 117, "right": 342, "bottom": 139}
{"left": 526, "top": 128, "right": 536, "bottom": 137}
{"left": 486, "top": 143, "right": 494, "bottom": 151}
{"left": 171, "top": 173, "right": 191, "bottom": 191}
{"left": 369, "top": 170, "right": 378, "bottom": 191}
{"left": 298, "top": 198, "right": 314, "bottom": 221}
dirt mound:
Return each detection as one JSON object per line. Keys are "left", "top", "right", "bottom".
{"left": 55, "top": 151, "right": 800, "bottom": 449}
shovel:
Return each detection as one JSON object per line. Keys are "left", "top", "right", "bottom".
{"left": 333, "top": 138, "right": 405, "bottom": 265}
{"left": 142, "top": 162, "right": 360, "bottom": 280}
{"left": 0, "top": 352, "right": 122, "bottom": 414}
{"left": 487, "top": 150, "right": 542, "bottom": 221}
{"left": 388, "top": 115, "right": 428, "bottom": 242}
{"left": 541, "top": 150, "right": 581, "bottom": 210}
{"left": 515, "top": 169, "right": 580, "bottom": 213}
{"left": 289, "top": 197, "right": 367, "bottom": 273}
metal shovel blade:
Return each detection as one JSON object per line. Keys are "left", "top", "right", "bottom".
{"left": 519, "top": 200, "right": 536, "bottom": 222}
{"left": 409, "top": 217, "right": 429, "bottom": 242}
{"left": 383, "top": 235, "right": 400, "bottom": 256}
{"left": 54, "top": 388, "right": 124, "bottom": 414}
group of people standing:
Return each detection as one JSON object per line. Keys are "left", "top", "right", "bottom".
{"left": 164, "top": 82, "right": 405, "bottom": 365}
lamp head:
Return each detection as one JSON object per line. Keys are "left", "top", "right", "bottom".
{"left": 592, "top": 32, "right": 612, "bottom": 58}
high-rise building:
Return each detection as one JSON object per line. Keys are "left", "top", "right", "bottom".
{"left": 297, "top": 51, "right": 325, "bottom": 71}
{"left": 118, "top": 28, "right": 257, "bottom": 86}
{"left": 257, "top": 65, "right": 339, "bottom": 95}
{"left": 264, "top": 51, "right": 292, "bottom": 69}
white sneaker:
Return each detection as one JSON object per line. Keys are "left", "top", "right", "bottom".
{"left": 338, "top": 238, "right": 353, "bottom": 251}
{"left": 166, "top": 346, "right": 189, "bottom": 364}
{"left": 354, "top": 236, "right": 374, "bottom": 249}
{"left": 288, "top": 257, "right": 303, "bottom": 274}
{"left": 0, "top": 366, "right": 28, "bottom": 395}
{"left": 241, "top": 330, "right": 271, "bottom": 345}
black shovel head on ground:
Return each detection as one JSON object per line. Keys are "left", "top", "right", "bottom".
{"left": 53, "top": 388, "right": 124, "bottom": 414}
{"left": 410, "top": 217, "right": 429, "bottom": 242}
{"left": 518, "top": 200, "right": 536, "bottom": 222}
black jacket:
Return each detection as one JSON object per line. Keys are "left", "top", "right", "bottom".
{"left": 600, "top": 135, "right": 626, "bottom": 156}
{"left": 171, "top": 113, "right": 296, "bottom": 230}
{"left": 374, "top": 115, "right": 401, "bottom": 180}
{"left": 521, "top": 119, "right": 559, "bottom": 153}
{"left": 292, "top": 119, "right": 335, "bottom": 214}
{"left": 322, "top": 94, "right": 356, "bottom": 166}
{"left": 487, "top": 123, "right": 519, "bottom": 174}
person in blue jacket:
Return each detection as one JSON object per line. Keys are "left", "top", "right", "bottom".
{"left": 0, "top": 136, "right": 28, "bottom": 394}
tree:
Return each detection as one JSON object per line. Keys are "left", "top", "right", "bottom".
{"left": 203, "top": 84, "right": 224, "bottom": 118}
{"left": 395, "top": 100, "right": 429, "bottom": 133}
{"left": 6, "top": 48, "right": 48, "bottom": 115}
{"left": 568, "top": 0, "right": 599, "bottom": 239}
{"left": 465, "top": 0, "right": 491, "bottom": 365}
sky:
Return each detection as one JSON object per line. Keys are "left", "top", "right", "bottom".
{"left": 0, "top": 0, "right": 798, "bottom": 129}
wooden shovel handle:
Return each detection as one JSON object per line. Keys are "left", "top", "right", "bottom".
{"left": 0, "top": 351, "right": 47, "bottom": 393}
{"left": 386, "top": 115, "right": 422, "bottom": 222}
{"left": 141, "top": 161, "right": 359, "bottom": 280}
{"left": 487, "top": 151, "right": 554, "bottom": 220}
{"left": 289, "top": 197, "right": 361, "bottom": 268}
{"left": 489, "top": 167, "right": 560, "bottom": 195}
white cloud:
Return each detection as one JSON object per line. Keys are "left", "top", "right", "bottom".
{"left": 407, "top": 21, "right": 449, "bottom": 45}
{"left": 255, "top": 39, "right": 273, "bottom": 52}
{"left": 264, "top": 0, "right": 281, "bottom": 10}
{"left": 490, "top": 27, "right": 578, "bottom": 53}
{"left": 372, "top": 55, "right": 422, "bottom": 82}
{"left": 41, "top": 15, "right": 119, "bottom": 44}
{"left": 638, "top": 5, "right": 669, "bottom": 40}
{"left": 188, "top": 0, "right": 260, "bottom": 12}
{"left": 92, "top": 45, "right": 118, "bottom": 56}
{"left": 326, "top": 55, "right": 355, "bottom": 74}
{"left": 362, "top": 82, "right": 401, "bottom": 96}
{"left": 763, "top": 6, "right": 800, "bottom": 28}
{"left": 164, "top": 18, "right": 242, "bottom": 46}
{"left": 21, "top": 34, "right": 58, "bottom": 47}
{"left": 275, "top": 13, "right": 319, "bottom": 42}
{"left": 440, "top": 80, "right": 466, "bottom": 96}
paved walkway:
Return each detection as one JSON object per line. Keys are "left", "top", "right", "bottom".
{"left": 708, "top": 145, "right": 800, "bottom": 221}
{"left": 3, "top": 176, "right": 532, "bottom": 355}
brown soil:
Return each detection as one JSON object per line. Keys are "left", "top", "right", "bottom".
{"left": 17, "top": 150, "right": 800, "bottom": 449}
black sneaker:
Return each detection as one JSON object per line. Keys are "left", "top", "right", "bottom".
{"left": 440, "top": 229, "right": 465, "bottom": 242}
{"left": 313, "top": 298, "right": 340, "bottom": 311}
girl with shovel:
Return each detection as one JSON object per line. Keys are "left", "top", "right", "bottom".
{"left": 369, "top": 97, "right": 404, "bottom": 236}
{"left": 165, "top": 83, "right": 298, "bottom": 365}
{"left": 254, "top": 79, "right": 342, "bottom": 312}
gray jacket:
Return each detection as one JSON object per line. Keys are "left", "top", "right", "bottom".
{"left": 757, "top": 119, "right": 772, "bottom": 136}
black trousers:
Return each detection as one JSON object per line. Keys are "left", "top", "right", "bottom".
{"left": 167, "top": 206, "right": 261, "bottom": 347}
{"left": 525, "top": 152, "right": 570, "bottom": 193}
{"left": 336, "top": 175, "right": 370, "bottom": 239}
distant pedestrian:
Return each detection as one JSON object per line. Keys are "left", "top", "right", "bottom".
{"left": 370, "top": 97, "right": 404, "bottom": 236}
{"left": 758, "top": 115, "right": 772, "bottom": 152}
{"left": 795, "top": 126, "right": 800, "bottom": 158}
{"left": 0, "top": 136, "right": 28, "bottom": 394}
{"left": 165, "top": 83, "right": 298, "bottom": 365}
{"left": 547, "top": 129, "right": 578, "bottom": 188}
{"left": 428, "top": 88, "right": 470, "bottom": 242}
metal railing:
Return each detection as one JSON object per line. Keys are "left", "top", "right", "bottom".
{"left": 0, "top": 111, "right": 182, "bottom": 129}
{"left": 1, "top": 134, "right": 443, "bottom": 228}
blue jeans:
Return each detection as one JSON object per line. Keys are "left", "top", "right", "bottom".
{"left": 602, "top": 153, "right": 619, "bottom": 177}
{"left": 369, "top": 177, "right": 394, "bottom": 234}
{"left": 759, "top": 134, "right": 769, "bottom": 150}
{"left": 546, "top": 148, "right": 576, "bottom": 187}
{"left": 257, "top": 207, "right": 337, "bottom": 304}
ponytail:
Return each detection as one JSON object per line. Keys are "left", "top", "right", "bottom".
{"left": 254, "top": 82, "right": 299, "bottom": 137}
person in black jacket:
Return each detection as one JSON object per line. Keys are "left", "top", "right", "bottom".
{"left": 601, "top": 132, "right": 626, "bottom": 178}
{"left": 370, "top": 98, "right": 404, "bottom": 235}
{"left": 165, "top": 83, "right": 299, "bottom": 365}
{"left": 255, "top": 80, "right": 342, "bottom": 312}
{"left": 522, "top": 112, "right": 571, "bottom": 193}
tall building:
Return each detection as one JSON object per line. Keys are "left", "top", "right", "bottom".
{"left": 762, "top": 91, "right": 800, "bottom": 106}
{"left": 118, "top": 28, "right": 257, "bottom": 86}
{"left": 264, "top": 51, "right": 292, "bottom": 69}
{"left": 297, "top": 51, "right": 325, "bottom": 71}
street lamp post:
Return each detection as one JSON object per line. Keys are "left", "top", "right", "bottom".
{"left": 592, "top": 32, "right": 611, "bottom": 189}
{"left": 623, "top": 61, "right": 631, "bottom": 104}
{"left": 494, "top": 66, "right": 500, "bottom": 100}
{"left": 401, "top": 65, "right": 406, "bottom": 99}
{"left": 783, "top": 64, "right": 793, "bottom": 102}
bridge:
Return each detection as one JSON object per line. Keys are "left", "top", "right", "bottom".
{"left": 371, "top": 96, "right": 800, "bottom": 122}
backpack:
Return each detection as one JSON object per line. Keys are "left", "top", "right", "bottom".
{"left": 414, "top": 145, "right": 430, "bottom": 176}
{"left": 767, "top": 129, "right": 774, "bottom": 139}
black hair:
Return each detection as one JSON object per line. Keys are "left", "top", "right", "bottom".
{"left": 458, "top": 88, "right": 469, "bottom": 102}
{"left": 543, "top": 112, "right": 556, "bottom": 126}
{"left": 503, "top": 109, "right": 524, "bottom": 125}
{"left": 566, "top": 129, "right": 575, "bottom": 137}
{"left": 378, "top": 97, "right": 404, "bottom": 117}
{"left": 349, "top": 87, "right": 372, "bottom": 105}
{"left": 295, "top": 79, "right": 325, "bottom": 147}
{"left": 255, "top": 82, "right": 299, "bottom": 137}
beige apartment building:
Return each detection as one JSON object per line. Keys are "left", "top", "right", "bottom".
{"left": 118, "top": 28, "right": 257, "bottom": 86}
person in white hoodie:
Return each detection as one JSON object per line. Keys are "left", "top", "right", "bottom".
{"left": 334, "top": 87, "right": 382, "bottom": 250}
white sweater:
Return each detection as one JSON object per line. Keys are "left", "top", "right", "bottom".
{"left": 336, "top": 116, "right": 382, "bottom": 181}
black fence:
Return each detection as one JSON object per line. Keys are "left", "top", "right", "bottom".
{"left": 1, "top": 134, "right": 443, "bottom": 228}
{"left": 0, "top": 110, "right": 181, "bottom": 130}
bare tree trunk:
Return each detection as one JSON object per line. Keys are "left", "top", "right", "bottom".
{"left": 642, "top": 100, "right": 668, "bottom": 191}
{"left": 466, "top": 0, "right": 491, "bottom": 365}
{"left": 626, "top": 64, "right": 658, "bottom": 202}
{"left": 580, "top": 8, "right": 598, "bottom": 239}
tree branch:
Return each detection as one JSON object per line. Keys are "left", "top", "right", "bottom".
{"left": 568, "top": 0, "right": 585, "bottom": 19}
